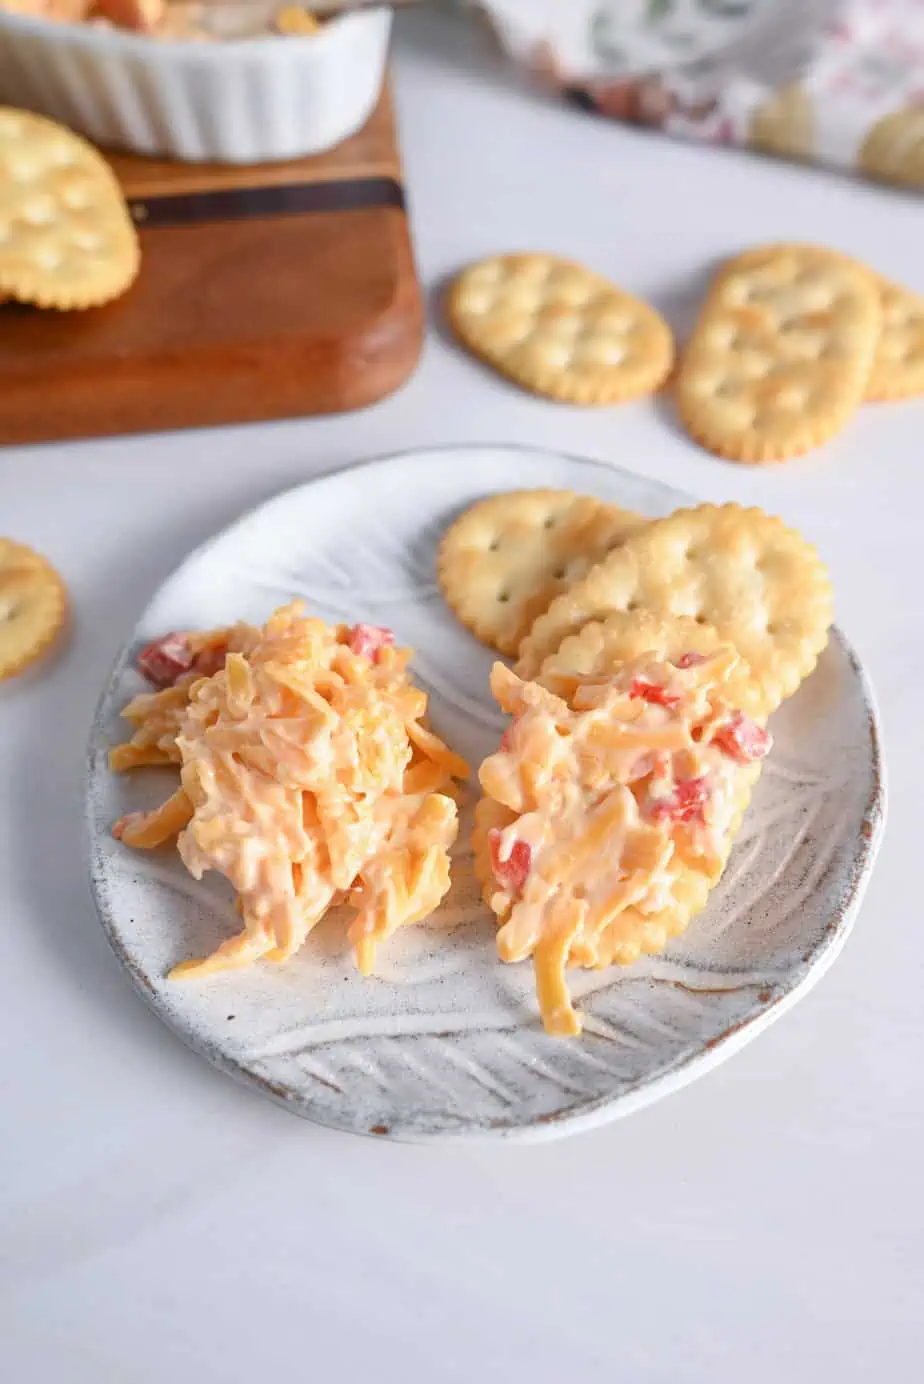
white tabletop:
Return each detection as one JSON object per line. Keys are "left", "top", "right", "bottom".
{"left": 2, "top": 10, "right": 922, "bottom": 1381}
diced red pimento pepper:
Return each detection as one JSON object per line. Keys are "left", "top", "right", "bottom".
{"left": 347, "top": 624, "right": 394, "bottom": 662}
{"left": 136, "top": 634, "right": 193, "bottom": 688}
{"left": 675, "top": 651, "right": 708, "bottom": 670}
{"left": 713, "top": 711, "right": 772, "bottom": 764}
{"left": 649, "top": 776, "right": 710, "bottom": 824}
{"left": 488, "top": 828, "right": 531, "bottom": 895}
{"left": 629, "top": 678, "right": 681, "bottom": 709}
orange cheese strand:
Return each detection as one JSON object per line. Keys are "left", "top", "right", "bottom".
{"left": 113, "top": 787, "right": 193, "bottom": 848}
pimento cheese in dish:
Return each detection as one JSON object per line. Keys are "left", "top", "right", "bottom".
{"left": 1, "top": 0, "right": 324, "bottom": 41}
{"left": 477, "top": 648, "right": 771, "bottom": 1037}
{"left": 111, "top": 602, "right": 469, "bottom": 979}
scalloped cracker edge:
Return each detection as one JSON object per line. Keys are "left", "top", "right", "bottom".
{"left": 0, "top": 537, "right": 67, "bottom": 680}
{"left": 515, "top": 502, "right": 833, "bottom": 716}
{"left": 438, "top": 489, "right": 647, "bottom": 656}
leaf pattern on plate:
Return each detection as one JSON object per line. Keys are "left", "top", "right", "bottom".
{"left": 86, "top": 448, "right": 884, "bottom": 1141}
{"left": 245, "top": 974, "right": 782, "bottom": 1134}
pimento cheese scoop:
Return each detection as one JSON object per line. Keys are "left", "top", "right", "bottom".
{"left": 475, "top": 614, "right": 770, "bottom": 1037}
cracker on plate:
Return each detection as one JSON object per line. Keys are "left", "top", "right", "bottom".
{"left": 438, "top": 488, "right": 647, "bottom": 656}
{"left": 515, "top": 502, "right": 833, "bottom": 715}
{"left": 537, "top": 607, "right": 763, "bottom": 718}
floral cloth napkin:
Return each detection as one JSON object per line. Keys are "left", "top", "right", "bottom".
{"left": 474, "top": 0, "right": 924, "bottom": 191}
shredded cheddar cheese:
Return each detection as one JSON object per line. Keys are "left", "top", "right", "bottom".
{"left": 111, "top": 603, "right": 468, "bottom": 979}
{"left": 478, "top": 650, "right": 771, "bottom": 1037}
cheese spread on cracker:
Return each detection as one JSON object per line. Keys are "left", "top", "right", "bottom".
{"left": 477, "top": 651, "right": 771, "bottom": 1037}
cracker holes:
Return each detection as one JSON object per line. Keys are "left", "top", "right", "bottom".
{"left": 497, "top": 591, "right": 511, "bottom": 604}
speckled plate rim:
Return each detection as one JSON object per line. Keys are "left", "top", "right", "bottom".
{"left": 84, "top": 444, "right": 887, "bottom": 1143}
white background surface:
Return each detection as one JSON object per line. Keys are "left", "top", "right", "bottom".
{"left": 2, "top": 10, "right": 922, "bottom": 1381}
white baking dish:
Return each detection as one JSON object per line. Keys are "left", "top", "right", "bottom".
{"left": 0, "top": 5, "right": 392, "bottom": 164}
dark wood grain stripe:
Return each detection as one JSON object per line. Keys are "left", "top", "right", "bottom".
{"left": 129, "top": 176, "right": 406, "bottom": 229}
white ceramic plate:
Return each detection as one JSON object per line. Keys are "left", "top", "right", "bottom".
{"left": 86, "top": 446, "right": 885, "bottom": 1142}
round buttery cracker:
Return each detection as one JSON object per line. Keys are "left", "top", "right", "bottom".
{"left": 0, "top": 538, "right": 67, "bottom": 680}
{"left": 448, "top": 253, "right": 674, "bottom": 404}
{"left": 438, "top": 489, "right": 647, "bottom": 656}
{"left": 0, "top": 107, "right": 140, "bottom": 310}
{"left": 537, "top": 609, "right": 764, "bottom": 720}
{"left": 676, "top": 244, "right": 881, "bottom": 463}
{"left": 516, "top": 503, "right": 833, "bottom": 715}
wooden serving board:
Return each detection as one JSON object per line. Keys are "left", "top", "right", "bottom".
{"left": 0, "top": 86, "right": 423, "bottom": 445}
